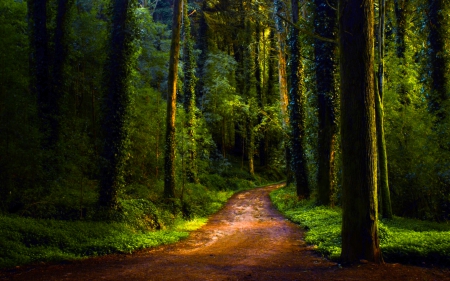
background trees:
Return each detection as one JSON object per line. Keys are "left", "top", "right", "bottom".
{"left": 0, "top": 0, "right": 449, "bottom": 263}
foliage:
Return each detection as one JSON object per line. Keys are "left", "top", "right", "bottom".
{"left": 0, "top": 214, "right": 191, "bottom": 269}
{"left": 271, "top": 185, "right": 450, "bottom": 264}
{"left": 0, "top": 169, "right": 266, "bottom": 269}
{"left": 383, "top": 1, "right": 450, "bottom": 221}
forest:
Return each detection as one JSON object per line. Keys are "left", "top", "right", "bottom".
{"left": 0, "top": 0, "right": 449, "bottom": 273}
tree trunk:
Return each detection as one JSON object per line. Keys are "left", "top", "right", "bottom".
{"left": 376, "top": 86, "right": 392, "bottom": 219}
{"left": 274, "top": 0, "right": 293, "bottom": 183}
{"left": 28, "top": 0, "right": 53, "bottom": 149}
{"left": 255, "top": 23, "right": 267, "bottom": 167}
{"left": 164, "top": 0, "right": 182, "bottom": 199}
{"left": 182, "top": 1, "right": 198, "bottom": 183}
{"left": 314, "top": 0, "right": 338, "bottom": 206}
{"left": 377, "top": 0, "right": 392, "bottom": 219}
{"left": 288, "top": 0, "right": 309, "bottom": 198}
{"left": 99, "top": 0, "right": 134, "bottom": 210}
{"left": 339, "top": 0, "right": 383, "bottom": 263}
{"left": 52, "top": 0, "right": 72, "bottom": 122}
{"left": 393, "top": 0, "right": 410, "bottom": 105}
{"left": 427, "top": 0, "right": 448, "bottom": 120}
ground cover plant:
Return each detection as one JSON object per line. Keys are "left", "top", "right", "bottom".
{"left": 270, "top": 185, "right": 450, "bottom": 265}
{"left": 0, "top": 173, "right": 271, "bottom": 269}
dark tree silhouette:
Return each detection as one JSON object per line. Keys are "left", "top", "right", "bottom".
{"left": 99, "top": 0, "right": 135, "bottom": 210}
{"left": 314, "top": 0, "right": 338, "bottom": 206}
{"left": 339, "top": 0, "right": 383, "bottom": 263}
{"left": 288, "top": 0, "right": 309, "bottom": 198}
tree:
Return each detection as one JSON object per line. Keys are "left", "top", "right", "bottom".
{"left": 164, "top": 0, "right": 182, "bottom": 199}
{"left": 427, "top": 0, "right": 449, "bottom": 121}
{"left": 99, "top": 0, "right": 136, "bottom": 210}
{"left": 28, "top": 0, "right": 53, "bottom": 149}
{"left": 376, "top": 0, "right": 393, "bottom": 219}
{"left": 288, "top": 0, "right": 309, "bottom": 198}
{"left": 182, "top": 0, "right": 199, "bottom": 183}
{"left": 393, "top": 0, "right": 411, "bottom": 105}
{"left": 314, "top": 0, "right": 338, "bottom": 206}
{"left": 274, "top": 0, "right": 293, "bottom": 184}
{"left": 339, "top": 0, "right": 383, "bottom": 263}
{"left": 52, "top": 0, "right": 72, "bottom": 132}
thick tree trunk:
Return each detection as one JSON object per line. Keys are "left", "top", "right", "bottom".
{"left": 314, "top": 0, "right": 338, "bottom": 206}
{"left": 99, "top": 0, "right": 134, "bottom": 210}
{"left": 339, "top": 0, "right": 383, "bottom": 263}
{"left": 288, "top": 0, "right": 309, "bottom": 198}
{"left": 164, "top": 0, "right": 182, "bottom": 199}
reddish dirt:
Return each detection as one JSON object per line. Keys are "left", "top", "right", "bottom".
{"left": 1, "top": 184, "right": 449, "bottom": 280}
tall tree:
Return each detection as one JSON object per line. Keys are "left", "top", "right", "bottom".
{"left": 244, "top": 19, "right": 256, "bottom": 176}
{"left": 28, "top": 0, "right": 53, "bottom": 149}
{"left": 393, "top": 0, "right": 411, "bottom": 105}
{"left": 314, "top": 0, "right": 338, "bottom": 206}
{"left": 274, "top": 0, "right": 293, "bottom": 184}
{"left": 182, "top": 0, "right": 199, "bottom": 183}
{"left": 339, "top": 0, "right": 383, "bottom": 263}
{"left": 288, "top": 0, "right": 309, "bottom": 198}
{"left": 427, "top": 0, "right": 449, "bottom": 120}
{"left": 99, "top": 0, "right": 135, "bottom": 210}
{"left": 164, "top": 0, "right": 183, "bottom": 199}
{"left": 52, "top": 0, "right": 72, "bottom": 127}
{"left": 376, "top": 0, "right": 393, "bottom": 219}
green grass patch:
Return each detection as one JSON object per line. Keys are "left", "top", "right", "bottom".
{"left": 0, "top": 214, "right": 192, "bottom": 269}
{"left": 0, "top": 175, "right": 271, "bottom": 269}
{"left": 270, "top": 184, "right": 450, "bottom": 265}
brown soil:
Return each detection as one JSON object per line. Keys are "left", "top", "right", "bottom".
{"left": 1, "top": 184, "right": 449, "bottom": 281}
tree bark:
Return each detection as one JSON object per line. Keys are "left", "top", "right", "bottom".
{"left": 427, "top": 0, "right": 449, "bottom": 120}
{"left": 274, "top": 0, "right": 293, "bottom": 184}
{"left": 288, "top": 0, "right": 309, "bottom": 198}
{"left": 393, "top": 0, "right": 410, "bottom": 105}
{"left": 377, "top": 0, "right": 392, "bottom": 219}
{"left": 28, "top": 0, "right": 53, "bottom": 149}
{"left": 182, "top": 1, "right": 198, "bottom": 183}
{"left": 314, "top": 0, "right": 338, "bottom": 206}
{"left": 339, "top": 0, "right": 383, "bottom": 263}
{"left": 164, "top": 0, "right": 182, "bottom": 199}
{"left": 99, "top": 0, "right": 134, "bottom": 210}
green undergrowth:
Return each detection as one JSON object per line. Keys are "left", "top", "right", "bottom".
{"left": 270, "top": 184, "right": 450, "bottom": 265}
{"left": 0, "top": 172, "right": 277, "bottom": 270}
{"left": 0, "top": 215, "right": 200, "bottom": 269}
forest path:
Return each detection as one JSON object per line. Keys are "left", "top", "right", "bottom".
{"left": 2, "top": 183, "right": 449, "bottom": 281}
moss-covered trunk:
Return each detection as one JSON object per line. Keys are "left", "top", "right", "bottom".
{"left": 339, "top": 0, "right": 383, "bottom": 264}
{"left": 164, "top": 0, "right": 182, "bottom": 199}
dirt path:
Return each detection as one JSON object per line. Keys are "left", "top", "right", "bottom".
{"left": 2, "top": 184, "right": 449, "bottom": 280}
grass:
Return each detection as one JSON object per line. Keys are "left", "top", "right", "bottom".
{"left": 270, "top": 184, "right": 450, "bottom": 265}
{"left": 0, "top": 182, "right": 235, "bottom": 269}
{"left": 0, "top": 172, "right": 281, "bottom": 270}
{"left": 0, "top": 214, "right": 205, "bottom": 269}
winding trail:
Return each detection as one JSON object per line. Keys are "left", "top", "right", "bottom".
{"left": 2, "top": 184, "right": 449, "bottom": 280}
